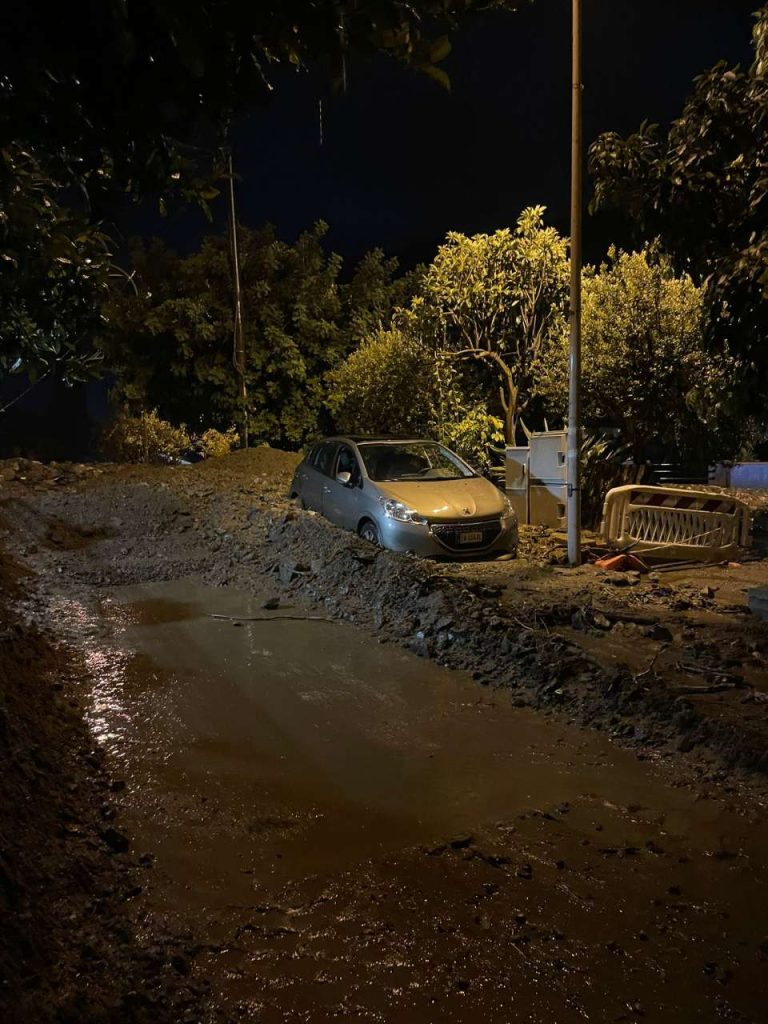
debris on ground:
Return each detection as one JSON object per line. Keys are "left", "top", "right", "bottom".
{"left": 2, "top": 449, "right": 768, "bottom": 1023}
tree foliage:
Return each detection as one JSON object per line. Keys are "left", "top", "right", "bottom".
{"left": 326, "top": 324, "right": 504, "bottom": 469}
{"left": 0, "top": 145, "right": 110, "bottom": 385}
{"left": 417, "top": 208, "right": 569, "bottom": 443}
{"left": 104, "top": 223, "right": 419, "bottom": 445}
{"left": 327, "top": 327, "right": 436, "bottom": 437}
{"left": 579, "top": 245, "right": 729, "bottom": 461}
{"left": 101, "top": 408, "right": 190, "bottom": 464}
{"left": 589, "top": 7, "right": 768, "bottom": 409}
{"left": 0, "top": 1, "right": 524, "bottom": 207}
{"left": 198, "top": 426, "right": 240, "bottom": 459}
{"left": 0, "top": 0, "right": 523, "bottom": 392}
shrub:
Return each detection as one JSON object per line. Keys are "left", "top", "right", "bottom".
{"left": 101, "top": 408, "right": 190, "bottom": 464}
{"left": 326, "top": 327, "right": 436, "bottom": 437}
{"left": 197, "top": 426, "right": 239, "bottom": 458}
{"left": 327, "top": 328, "right": 508, "bottom": 469}
{"left": 436, "top": 407, "right": 505, "bottom": 472}
{"left": 580, "top": 432, "right": 630, "bottom": 528}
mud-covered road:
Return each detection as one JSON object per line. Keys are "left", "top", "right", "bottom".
{"left": 2, "top": 449, "right": 768, "bottom": 1022}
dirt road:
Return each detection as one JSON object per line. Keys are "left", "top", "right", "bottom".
{"left": 2, "top": 449, "right": 768, "bottom": 1022}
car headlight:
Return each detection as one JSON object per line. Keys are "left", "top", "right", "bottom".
{"left": 379, "top": 498, "right": 428, "bottom": 525}
{"left": 502, "top": 496, "right": 515, "bottom": 518}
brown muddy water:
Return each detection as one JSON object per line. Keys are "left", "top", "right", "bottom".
{"left": 67, "top": 581, "right": 768, "bottom": 1023}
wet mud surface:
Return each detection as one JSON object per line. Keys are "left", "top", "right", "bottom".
{"left": 3, "top": 450, "right": 768, "bottom": 1022}
{"left": 67, "top": 581, "right": 768, "bottom": 1022}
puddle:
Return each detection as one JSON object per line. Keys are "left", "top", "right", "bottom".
{"left": 72, "top": 581, "right": 768, "bottom": 1022}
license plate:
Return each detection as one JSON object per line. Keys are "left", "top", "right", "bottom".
{"left": 459, "top": 530, "right": 483, "bottom": 544}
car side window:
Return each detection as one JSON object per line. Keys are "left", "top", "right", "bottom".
{"left": 336, "top": 445, "right": 362, "bottom": 486}
{"left": 312, "top": 442, "right": 337, "bottom": 478}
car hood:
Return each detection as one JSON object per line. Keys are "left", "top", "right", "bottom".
{"left": 375, "top": 477, "right": 504, "bottom": 520}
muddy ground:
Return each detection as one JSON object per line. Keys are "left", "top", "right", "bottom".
{"left": 2, "top": 449, "right": 768, "bottom": 1023}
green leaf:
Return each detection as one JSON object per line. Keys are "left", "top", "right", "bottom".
{"left": 429, "top": 36, "right": 452, "bottom": 64}
{"left": 418, "top": 64, "right": 451, "bottom": 92}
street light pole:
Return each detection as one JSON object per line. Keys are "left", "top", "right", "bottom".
{"left": 567, "top": 0, "right": 583, "bottom": 566}
{"left": 226, "top": 150, "right": 249, "bottom": 449}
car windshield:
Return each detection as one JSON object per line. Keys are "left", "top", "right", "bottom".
{"left": 357, "top": 442, "right": 475, "bottom": 482}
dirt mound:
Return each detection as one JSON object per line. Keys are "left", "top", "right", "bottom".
{"left": 4, "top": 448, "right": 768, "bottom": 779}
{"left": 0, "top": 457, "right": 107, "bottom": 489}
{"left": 194, "top": 444, "right": 300, "bottom": 479}
{"left": 254, "top": 511, "right": 768, "bottom": 773}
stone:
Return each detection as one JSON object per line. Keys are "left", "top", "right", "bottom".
{"left": 100, "top": 827, "right": 130, "bottom": 854}
{"left": 449, "top": 835, "right": 473, "bottom": 850}
{"left": 643, "top": 623, "right": 673, "bottom": 642}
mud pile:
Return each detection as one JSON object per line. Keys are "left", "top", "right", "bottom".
{"left": 3, "top": 445, "right": 768, "bottom": 780}
{"left": 257, "top": 510, "right": 768, "bottom": 773}
{"left": 0, "top": 457, "right": 108, "bottom": 488}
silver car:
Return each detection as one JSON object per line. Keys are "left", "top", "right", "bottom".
{"left": 289, "top": 436, "right": 517, "bottom": 558}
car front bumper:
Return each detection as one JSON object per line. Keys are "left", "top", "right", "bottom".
{"left": 378, "top": 514, "right": 517, "bottom": 559}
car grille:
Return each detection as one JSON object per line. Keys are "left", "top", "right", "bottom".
{"left": 429, "top": 518, "right": 502, "bottom": 552}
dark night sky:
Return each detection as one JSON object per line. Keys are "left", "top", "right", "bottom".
{"left": 124, "top": 0, "right": 759, "bottom": 269}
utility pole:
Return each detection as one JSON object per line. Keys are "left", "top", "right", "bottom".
{"left": 226, "top": 150, "right": 249, "bottom": 449}
{"left": 567, "top": 0, "right": 583, "bottom": 566}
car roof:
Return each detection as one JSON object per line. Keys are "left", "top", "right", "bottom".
{"left": 327, "top": 435, "right": 434, "bottom": 445}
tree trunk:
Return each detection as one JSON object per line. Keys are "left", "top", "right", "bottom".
{"left": 505, "top": 378, "right": 519, "bottom": 445}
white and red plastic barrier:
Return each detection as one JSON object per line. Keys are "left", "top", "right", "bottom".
{"left": 601, "top": 485, "right": 751, "bottom": 562}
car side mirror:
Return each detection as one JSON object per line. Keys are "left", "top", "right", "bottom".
{"left": 336, "top": 470, "right": 353, "bottom": 486}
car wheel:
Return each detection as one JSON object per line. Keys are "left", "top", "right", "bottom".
{"left": 358, "top": 519, "right": 381, "bottom": 547}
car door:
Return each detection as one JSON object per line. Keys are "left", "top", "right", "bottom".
{"left": 321, "top": 443, "right": 363, "bottom": 530}
{"left": 302, "top": 442, "right": 337, "bottom": 511}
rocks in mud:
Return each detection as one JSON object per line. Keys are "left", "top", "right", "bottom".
{"left": 571, "top": 608, "right": 612, "bottom": 632}
{"left": 606, "top": 574, "right": 631, "bottom": 587}
{"left": 100, "top": 827, "right": 130, "bottom": 854}
{"left": 450, "top": 835, "right": 473, "bottom": 850}
{"left": 351, "top": 549, "right": 377, "bottom": 566}
{"left": 410, "top": 631, "right": 432, "bottom": 659}
{"left": 643, "top": 623, "right": 673, "bottom": 642}
{"left": 0, "top": 458, "right": 105, "bottom": 488}
{"left": 278, "top": 561, "right": 298, "bottom": 585}
{"left": 425, "top": 834, "right": 473, "bottom": 856}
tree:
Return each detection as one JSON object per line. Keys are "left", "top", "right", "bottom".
{"left": 326, "top": 325, "right": 504, "bottom": 469}
{"left": 0, "top": 145, "right": 110, "bottom": 388}
{"left": 579, "top": 245, "right": 728, "bottom": 462}
{"left": 418, "top": 207, "right": 569, "bottom": 443}
{"left": 1, "top": 1, "right": 525, "bottom": 393}
{"left": 327, "top": 327, "right": 436, "bottom": 437}
{"left": 0, "top": 1, "right": 525, "bottom": 209}
{"left": 589, "top": 7, "right": 768, "bottom": 411}
{"left": 103, "top": 223, "right": 418, "bottom": 445}
{"left": 341, "top": 250, "right": 424, "bottom": 347}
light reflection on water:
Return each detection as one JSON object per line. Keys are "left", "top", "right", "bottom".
{"left": 83, "top": 645, "right": 133, "bottom": 753}
{"left": 50, "top": 592, "right": 179, "bottom": 766}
